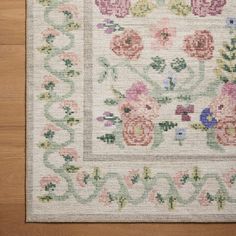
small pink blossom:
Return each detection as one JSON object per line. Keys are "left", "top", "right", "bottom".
{"left": 173, "top": 171, "right": 189, "bottom": 188}
{"left": 41, "top": 28, "right": 60, "bottom": 38}
{"left": 148, "top": 190, "right": 156, "bottom": 203}
{"left": 58, "top": 4, "right": 79, "bottom": 19}
{"left": 59, "top": 148, "right": 79, "bottom": 161}
{"left": 223, "top": 168, "right": 236, "bottom": 188}
{"left": 42, "top": 124, "right": 60, "bottom": 134}
{"left": 76, "top": 171, "right": 89, "bottom": 187}
{"left": 60, "top": 100, "right": 79, "bottom": 113}
{"left": 125, "top": 81, "right": 149, "bottom": 101}
{"left": 150, "top": 18, "right": 176, "bottom": 50}
{"left": 222, "top": 82, "right": 236, "bottom": 101}
{"left": 42, "top": 75, "right": 59, "bottom": 88}
{"left": 40, "top": 175, "right": 60, "bottom": 189}
{"left": 59, "top": 52, "right": 79, "bottom": 65}
{"left": 99, "top": 188, "right": 112, "bottom": 206}
{"left": 198, "top": 190, "right": 212, "bottom": 206}
{"left": 124, "top": 169, "right": 140, "bottom": 188}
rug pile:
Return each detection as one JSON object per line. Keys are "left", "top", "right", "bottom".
{"left": 27, "top": 0, "right": 236, "bottom": 222}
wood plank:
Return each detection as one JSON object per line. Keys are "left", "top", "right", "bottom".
{"left": 0, "top": 0, "right": 25, "bottom": 45}
{"left": 0, "top": 45, "right": 25, "bottom": 100}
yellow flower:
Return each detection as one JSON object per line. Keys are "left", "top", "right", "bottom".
{"left": 131, "top": 0, "right": 156, "bottom": 17}
{"left": 168, "top": 0, "right": 191, "bottom": 16}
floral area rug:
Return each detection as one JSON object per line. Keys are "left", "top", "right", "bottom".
{"left": 27, "top": 0, "right": 236, "bottom": 222}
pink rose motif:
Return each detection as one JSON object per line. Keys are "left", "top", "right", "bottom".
{"left": 123, "top": 115, "right": 154, "bottom": 146}
{"left": 223, "top": 168, "right": 236, "bottom": 188}
{"left": 41, "top": 28, "right": 60, "bottom": 38}
{"left": 133, "top": 95, "right": 160, "bottom": 121}
{"left": 76, "top": 171, "right": 90, "bottom": 187}
{"left": 59, "top": 148, "right": 79, "bottom": 161}
{"left": 59, "top": 52, "right": 79, "bottom": 66}
{"left": 183, "top": 30, "right": 214, "bottom": 60}
{"left": 191, "top": 0, "right": 227, "bottom": 17}
{"left": 173, "top": 171, "right": 189, "bottom": 188}
{"left": 222, "top": 82, "right": 236, "bottom": 101}
{"left": 216, "top": 116, "right": 236, "bottom": 146}
{"left": 198, "top": 190, "right": 213, "bottom": 206}
{"left": 150, "top": 18, "right": 176, "bottom": 50}
{"left": 209, "top": 95, "right": 236, "bottom": 120}
{"left": 125, "top": 81, "right": 149, "bottom": 101}
{"left": 40, "top": 175, "right": 61, "bottom": 189}
{"left": 118, "top": 99, "right": 137, "bottom": 120}
{"left": 110, "top": 29, "right": 144, "bottom": 60}
{"left": 58, "top": 4, "right": 80, "bottom": 20}
{"left": 95, "top": 0, "right": 131, "bottom": 18}
{"left": 175, "top": 105, "right": 194, "bottom": 121}
{"left": 124, "top": 169, "right": 140, "bottom": 188}
{"left": 99, "top": 188, "right": 113, "bottom": 206}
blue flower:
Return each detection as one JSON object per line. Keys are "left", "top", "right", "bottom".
{"left": 163, "top": 72, "right": 176, "bottom": 91}
{"left": 175, "top": 128, "right": 186, "bottom": 141}
{"left": 226, "top": 17, "right": 236, "bottom": 29}
{"left": 200, "top": 108, "right": 217, "bottom": 128}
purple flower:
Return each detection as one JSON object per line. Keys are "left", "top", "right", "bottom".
{"left": 105, "top": 27, "right": 115, "bottom": 34}
{"left": 97, "top": 23, "right": 105, "bottom": 29}
{"left": 104, "top": 120, "right": 114, "bottom": 127}
{"left": 103, "top": 111, "right": 113, "bottom": 116}
{"left": 97, "top": 116, "right": 105, "bottom": 122}
{"left": 104, "top": 18, "right": 114, "bottom": 24}
{"left": 200, "top": 107, "right": 217, "bottom": 128}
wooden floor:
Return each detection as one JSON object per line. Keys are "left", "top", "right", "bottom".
{"left": 0, "top": 0, "right": 235, "bottom": 235}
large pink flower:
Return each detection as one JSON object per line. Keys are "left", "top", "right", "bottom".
{"left": 95, "top": 0, "right": 131, "bottom": 18}
{"left": 183, "top": 30, "right": 214, "bottom": 60}
{"left": 133, "top": 95, "right": 160, "bottom": 121}
{"left": 118, "top": 99, "right": 137, "bottom": 120}
{"left": 209, "top": 95, "right": 236, "bottom": 120}
{"left": 216, "top": 116, "right": 236, "bottom": 146}
{"left": 191, "top": 0, "right": 227, "bottom": 17}
{"left": 123, "top": 115, "right": 154, "bottom": 146}
{"left": 110, "top": 29, "right": 144, "bottom": 60}
{"left": 150, "top": 18, "right": 176, "bottom": 50}
{"left": 125, "top": 81, "right": 149, "bottom": 101}
{"left": 222, "top": 82, "right": 236, "bottom": 101}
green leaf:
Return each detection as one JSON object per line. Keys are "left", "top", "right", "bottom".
{"left": 104, "top": 98, "right": 118, "bottom": 106}
{"left": 156, "top": 96, "right": 172, "bottom": 104}
{"left": 222, "top": 64, "right": 232, "bottom": 73}
{"left": 98, "top": 57, "right": 110, "bottom": 68}
{"left": 221, "top": 53, "right": 231, "bottom": 61}
{"left": 152, "top": 125, "right": 164, "bottom": 149}
{"left": 170, "top": 58, "right": 187, "bottom": 72}
{"left": 206, "top": 128, "right": 224, "bottom": 152}
{"left": 98, "top": 70, "right": 108, "bottom": 83}
{"left": 159, "top": 121, "right": 178, "bottom": 132}
{"left": 150, "top": 56, "right": 166, "bottom": 73}
{"left": 97, "top": 134, "right": 116, "bottom": 144}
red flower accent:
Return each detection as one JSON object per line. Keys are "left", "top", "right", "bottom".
{"left": 123, "top": 116, "right": 154, "bottom": 146}
{"left": 110, "top": 29, "right": 144, "bottom": 60}
{"left": 183, "top": 30, "right": 214, "bottom": 60}
{"left": 175, "top": 105, "right": 194, "bottom": 121}
{"left": 216, "top": 116, "right": 236, "bottom": 146}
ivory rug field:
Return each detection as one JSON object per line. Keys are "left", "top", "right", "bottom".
{"left": 27, "top": 0, "right": 236, "bottom": 222}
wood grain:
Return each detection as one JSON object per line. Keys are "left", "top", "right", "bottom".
{"left": 0, "top": 0, "right": 235, "bottom": 235}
